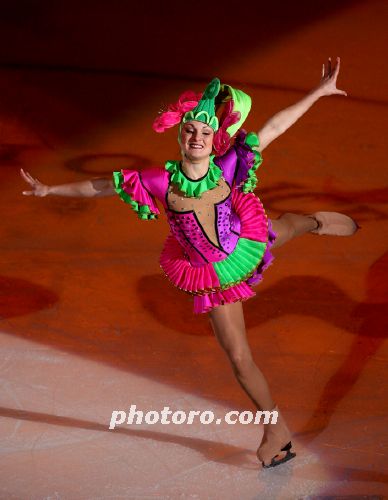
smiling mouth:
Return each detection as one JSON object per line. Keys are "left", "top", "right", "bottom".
{"left": 189, "top": 143, "right": 203, "bottom": 149}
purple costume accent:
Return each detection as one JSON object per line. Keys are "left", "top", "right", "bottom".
{"left": 234, "top": 132, "right": 257, "bottom": 190}
{"left": 215, "top": 195, "right": 240, "bottom": 254}
{"left": 246, "top": 219, "right": 277, "bottom": 286}
{"left": 214, "top": 147, "right": 237, "bottom": 186}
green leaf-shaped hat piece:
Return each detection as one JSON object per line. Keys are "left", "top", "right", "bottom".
{"left": 182, "top": 77, "right": 221, "bottom": 131}
{"left": 221, "top": 84, "right": 252, "bottom": 138}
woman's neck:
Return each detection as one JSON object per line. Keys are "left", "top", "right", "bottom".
{"left": 181, "top": 156, "right": 210, "bottom": 180}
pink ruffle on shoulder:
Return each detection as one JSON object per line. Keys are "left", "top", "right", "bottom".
{"left": 121, "top": 170, "right": 160, "bottom": 215}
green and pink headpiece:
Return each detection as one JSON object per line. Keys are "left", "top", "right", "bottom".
{"left": 152, "top": 77, "right": 252, "bottom": 155}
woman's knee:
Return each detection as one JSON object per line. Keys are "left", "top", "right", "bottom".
{"left": 227, "top": 346, "right": 255, "bottom": 377}
{"left": 208, "top": 302, "right": 253, "bottom": 375}
{"left": 270, "top": 213, "right": 296, "bottom": 248}
{"left": 278, "top": 213, "right": 298, "bottom": 237}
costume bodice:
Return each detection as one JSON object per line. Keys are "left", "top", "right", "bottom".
{"left": 165, "top": 176, "right": 242, "bottom": 266}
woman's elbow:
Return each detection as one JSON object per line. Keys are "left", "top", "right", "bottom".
{"left": 257, "top": 125, "right": 280, "bottom": 152}
{"left": 91, "top": 178, "right": 115, "bottom": 197}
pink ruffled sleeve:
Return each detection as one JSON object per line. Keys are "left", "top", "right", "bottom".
{"left": 112, "top": 168, "right": 161, "bottom": 220}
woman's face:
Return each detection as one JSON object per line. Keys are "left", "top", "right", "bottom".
{"left": 179, "top": 120, "right": 214, "bottom": 161}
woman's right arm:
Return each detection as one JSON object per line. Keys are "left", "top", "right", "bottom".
{"left": 255, "top": 57, "right": 347, "bottom": 153}
{"left": 20, "top": 168, "right": 115, "bottom": 198}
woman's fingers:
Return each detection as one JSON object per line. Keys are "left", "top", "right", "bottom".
{"left": 20, "top": 168, "right": 43, "bottom": 195}
{"left": 337, "top": 88, "right": 348, "bottom": 96}
{"left": 20, "top": 168, "right": 32, "bottom": 183}
{"left": 323, "top": 56, "right": 341, "bottom": 79}
{"left": 318, "top": 56, "right": 346, "bottom": 96}
{"left": 20, "top": 168, "right": 36, "bottom": 185}
{"left": 322, "top": 57, "right": 333, "bottom": 79}
{"left": 334, "top": 56, "right": 341, "bottom": 78}
{"left": 20, "top": 168, "right": 44, "bottom": 189}
{"left": 20, "top": 168, "right": 32, "bottom": 181}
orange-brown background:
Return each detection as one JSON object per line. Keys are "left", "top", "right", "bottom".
{"left": 0, "top": 1, "right": 387, "bottom": 497}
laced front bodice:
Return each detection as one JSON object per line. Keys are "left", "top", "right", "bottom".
{"left": 166, "top": 176, "right": 231, "bottom": 248}
{"left": 164, "top": 174, "right": 243, "bottom": 267}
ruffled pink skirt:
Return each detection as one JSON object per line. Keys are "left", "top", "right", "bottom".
{"left": 192, "top": 219, "right": 277, "bottom": 313}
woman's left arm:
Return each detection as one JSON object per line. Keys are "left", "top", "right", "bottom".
{"left": 256, "top": 56, "right": 347, "bottom": 153}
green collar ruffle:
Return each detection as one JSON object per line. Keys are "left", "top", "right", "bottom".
{"left": 165, "top": 155, "right": 222, "bottom": 198}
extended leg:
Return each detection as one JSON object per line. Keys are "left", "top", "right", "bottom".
{"left": 270, "top": 211, "right": 359, "bottom": 249}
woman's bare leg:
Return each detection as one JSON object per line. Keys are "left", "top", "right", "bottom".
{"left": 208, "top": 300, "right": 275, "bottom": 411}
{"left": 208, "top": 300, "right": 294, "bottom": 466}
{"left": 270, "top": 212, "right": 318, "bottom": 249}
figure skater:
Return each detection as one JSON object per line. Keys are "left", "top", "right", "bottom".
{"left": 20, "top": 56, "right": 358, "bottom": 468}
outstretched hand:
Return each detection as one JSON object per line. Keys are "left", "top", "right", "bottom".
{"left": 317, "top": 56, "right": 347, "bottom": 97}
{"left": 20, "top": 168, "right": 49, "bottom": 196}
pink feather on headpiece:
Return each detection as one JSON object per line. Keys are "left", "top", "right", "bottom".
{"left": 152, "top": 90, "right": 202, "bottom": 133}
{"left": 213, "top": 100, "right": 241, "bottom": 156}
